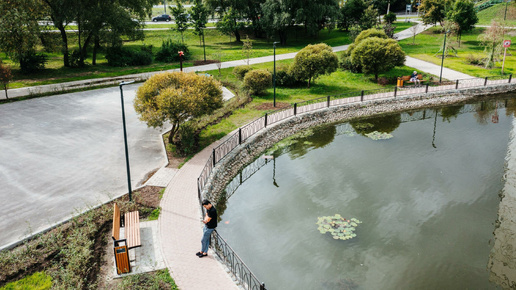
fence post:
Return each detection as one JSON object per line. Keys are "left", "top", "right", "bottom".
{"left": 394, "top": 87, "right": 397, "bottom": 98}
{"left": 264, "top": 113, "right": 268, "bottom": 127}
{"left": 484, "top": 77, "right": 488, "bottom": 86}
{"left": 238, "top": 128, "right": 242, "bottom": 144}
{"left": 361, "top": 90, "right": 364, "bottom": 101}
{"left": 212, "top": 149, "right": 216, "bottom": 166}
{"left": 455, "top": 80, "right": 459, "bottom": 89}
{"left": 509, "top": 74, "right": 513, "bottom": 83}
{"left": 294, "top": 103, "right": 297, "bottom": 115}
{"left": 425, "top": 84, "right": 429, "bottom": 93}
{"left": 327, "top": 96, "right": 330, "bottom": 107}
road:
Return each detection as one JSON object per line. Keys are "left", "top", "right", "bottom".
{"left": 0, "top": 84, "right": 166, "bottom": 250}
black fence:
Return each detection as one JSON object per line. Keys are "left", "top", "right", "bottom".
{"left": 200, "top": 74, "right": 513, "bottom": 289}
{"left": 211, "top": 230, "right": 266, "bottom": 290}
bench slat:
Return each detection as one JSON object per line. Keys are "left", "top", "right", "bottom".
{"left": 112, "top": 203, "right": 121, "bottom": 241}
{"left": 125, "top": 211, "right": 141, "bottom": 249}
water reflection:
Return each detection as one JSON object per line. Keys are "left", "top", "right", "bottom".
{"left": 350, "top": 114, "right": 402, "bottom": 136}
{"left": 216, "top": 95, "right": 516, "bottom": 289}
{"left": 488, "top": 117, "right": 516, "bottom": 288}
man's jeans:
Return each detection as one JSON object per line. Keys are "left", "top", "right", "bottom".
{"left": 201, "top": 226, "right": 214, "bottom": 253}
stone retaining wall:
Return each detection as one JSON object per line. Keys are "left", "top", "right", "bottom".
{"left": 202, "top": 83, "right": 516, "bottom": 204}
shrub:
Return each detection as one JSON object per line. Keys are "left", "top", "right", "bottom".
{"left": 19, "top": 51, "right": 47, "bottom": 74}
{"left": 105, "top": 46, "right": 153, "bottom": 67}
{"left": 289, "top": 43, "right": 338, "bottom": 88}
{"left": 275, "top": 66, "right": 302, "bottom": 87}
{"left": 233, "top": 65, "right": 252, "bottom": 80}
{"left": 243, "top": 69, "right": 272, "bottom": 95}
{"left": 176, "top": 121, "right": 199, "bottom": 156}
{"left": 155, "top": 39, "right": 190, "bottom": 63}
{"left": 69, "top": 49, "right": 83, "bottom": 68}
{"left": 383, "top": 11, "right": 396, "bottom": 24}
{"left": 466, "top": 54, "right": 483, "bottom": 65}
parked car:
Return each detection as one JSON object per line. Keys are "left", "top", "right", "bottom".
{"left": 152, "top": 14, "right": 172, "bottom": 22}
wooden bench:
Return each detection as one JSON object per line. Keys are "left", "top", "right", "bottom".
{"left": 112, "top": 203, "right": 141, "bottom": 249}
{"left": 399, "top": 74, "right": 425, "bottom": 86}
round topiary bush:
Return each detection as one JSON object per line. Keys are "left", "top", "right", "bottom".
{"left": 243, "top": 69, "right": 272, "bottom": 95}
{"left": 233, "top": 65, "right": 252, "bottom": 80}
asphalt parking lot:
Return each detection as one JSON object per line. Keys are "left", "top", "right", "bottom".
{"left": 0, "top": 84, "right": 166, "bottom": 249}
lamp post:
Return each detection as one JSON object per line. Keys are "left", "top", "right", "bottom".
{"left": 273, "top": 41, "right": 279, "bottom": 107}
{"left": 202, "top": 28, "right": 206, "bottom": 62}
{"left": 505, "top": 0, "right": 509, "bottom": 21}
{"left": 439, "top": 30, "right": 450, "bottom": 83}
{"left": 119, "top": 81, "right": 135, "bottom": 201}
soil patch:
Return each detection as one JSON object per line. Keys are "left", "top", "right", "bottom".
{"left": 254, "top": 102, "right": 291, "bottom": 110}
{"left": 193, "top": 60, "right": 221, "bottom": 66}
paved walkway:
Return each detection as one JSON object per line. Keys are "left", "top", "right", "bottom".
{"left": 159, "top": 141, "right": 239, "bottom": 289}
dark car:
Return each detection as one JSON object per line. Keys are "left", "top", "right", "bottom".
{"left": 152, "top": 14, "right": 172, "bottom": 22}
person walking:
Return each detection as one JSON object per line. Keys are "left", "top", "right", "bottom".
{"left": 196, "top": 199, "right": 217, "bottom": 258}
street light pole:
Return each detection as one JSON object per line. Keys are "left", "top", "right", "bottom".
{"left": 273, "top": 41, "right": 279, "bottom": 107}
{"left": 439, "top": 31, "right": 449, "bottom": 83}
{"left": 119, "top": 81, "right": 134, "bottom": 201}
{"left": 202, "top": 28, "right": 206, "bottom": 62}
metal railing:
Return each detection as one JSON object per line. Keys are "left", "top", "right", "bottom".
{"left": 198, "top": 74, "right": 513, "bottom": 288}
{"left": 211, "top": 230, "right": 266, "bottom": 290}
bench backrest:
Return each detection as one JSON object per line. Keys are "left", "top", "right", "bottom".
{"left": 113, "top": 203, "right": 121, "bottom": 240}
{"left": 402, "top": 74, "right": 423, "bottom": 81}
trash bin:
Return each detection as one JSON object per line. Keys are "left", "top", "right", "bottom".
{"left": 114, "top": 245, "right": 130, "bottom": 274}
{"left": 397, "top": 77, "right": 403, "bottom": 87}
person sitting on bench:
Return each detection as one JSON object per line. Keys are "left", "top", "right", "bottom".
{"left": 410, "top": 71, "right": 420, "bottom": 86}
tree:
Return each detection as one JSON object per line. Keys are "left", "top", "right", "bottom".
{"left": 242, "top": 35, "right": 253, "bottom": 65}
{"left": 190, "top": 0, "right": 209, "bottom": 45}
{"left": 290, "top": 43, "right": 339, "bottom": 88}
{"left": 478, "top": 20, "right": 505, "bottom": 68}
{"left": 216, "top": 7, "right": 244, "bottom": 42}
{"left": 360, "top": 5, "right": 379, "bottom": 30}
{"left": 0, "top": 0, "right": 43, "bottom": 65}
{"left": 448, "top": 0, "right": 478, "bottom": 47}
{"left": 294, "top": 0, "right": 340, "bottom": 36}
{"left": 350, "top": 37, "right": 405, "bottom": 80}
{"left": 41, "top": 0, "right": 74, "bottom": 67}
{"left": 134, "top": 72, "right": 224, "bottom": 144}
{"left": 0, "top": 62, "right": 13, "bottom": 99}
{"left": 420, "top": 0, "right": 449, "bottom": 26}
{"left": 261, "top": 0, "right": 294, "bottom": 45}
{"left": 171, "top": 0, "right": 190, "bottom": 43}
{"left": 42, "top": 0, "right": 153, "bottom": 67}
{"left": 339, "top": 0, "right": 367, "bottom": 31}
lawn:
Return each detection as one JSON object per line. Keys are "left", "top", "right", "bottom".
{"left": 399, "top": 26, "right": 516, "bottom": 77}
{"left": 476, "top": 1, "right": 516, "bottom": 26}
{"left": 198, "top": 58, "right": 430, "bottom": 147}
{"left": 2, "top": 20, "right": 419, "bottom": 89}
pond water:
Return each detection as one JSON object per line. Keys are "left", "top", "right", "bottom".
{"left": 216, "top": 95, "right": 516, "bottom": 290}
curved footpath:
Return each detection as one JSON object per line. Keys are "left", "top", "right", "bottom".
{"left": 157, "top": 23, "right": 476, "bottom": 289}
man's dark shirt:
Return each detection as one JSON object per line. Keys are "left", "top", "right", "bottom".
{"left": 206, "top": 206, "right": 217, "bottom": 229}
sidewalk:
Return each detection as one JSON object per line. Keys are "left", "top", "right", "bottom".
{"left": 159, "top": 140, "right": 239, "bottom": 289}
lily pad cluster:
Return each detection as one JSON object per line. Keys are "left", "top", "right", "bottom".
{"left": 365, "top": 131, "right": 393, "bottom": 140}
{"left": 317, "top": 214, "right": 362, "bottom": 240}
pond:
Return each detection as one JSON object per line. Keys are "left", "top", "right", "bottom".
{"left": 216, "top": 95, "right": 516, "bottom": 290}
